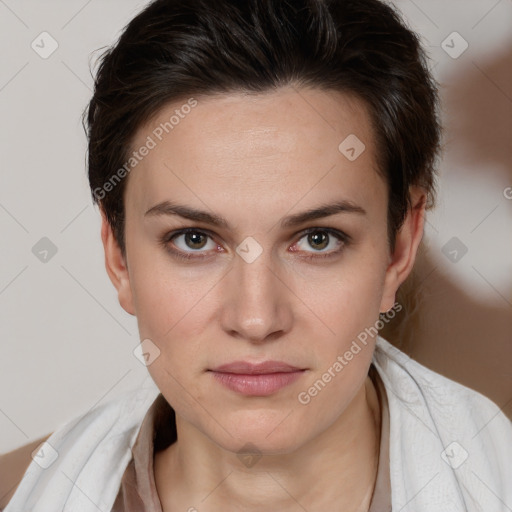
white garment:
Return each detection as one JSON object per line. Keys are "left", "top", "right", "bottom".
{"left": 4, "top": 335, "right": 512, "bottom": 512}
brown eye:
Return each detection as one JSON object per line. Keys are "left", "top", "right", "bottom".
{"left": 165, "top": 229, "right": 218, "bottom": 258}
{"left": 307, "top": 230, "right": 329, "bottom": 250}
{"left": 183, "top": 232, "right": 208, "bottom": 250}
{"left": 293, "top": 228, "right": 349, "bottom": 259}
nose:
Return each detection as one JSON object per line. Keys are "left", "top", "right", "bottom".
{"left": 219, "top": 246, "right": 293, "bottom": 344}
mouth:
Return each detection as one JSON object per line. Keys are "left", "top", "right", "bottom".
{"left": 208, "top": 360, "right": 307, "bottom": 396}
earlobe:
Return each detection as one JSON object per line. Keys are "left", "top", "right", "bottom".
{"left": 379, "top": 188, "right": 426, "bottom": 313}
{"left": 100, "top": 210, "right": 136, "bottom": 316}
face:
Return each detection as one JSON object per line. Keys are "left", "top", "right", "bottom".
{"left": 103, "top": 86, "right": 423, "bottom": 455}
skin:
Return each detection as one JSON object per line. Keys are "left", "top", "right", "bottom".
{"left": 101, "top": 86, "right": 426, "bottom": 511}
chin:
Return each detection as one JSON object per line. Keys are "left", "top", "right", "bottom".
{"left": 227, "top": 436, "right": 302, "bottom": 460}
{"left": 206, "top": 416, "right": 307, "bottom": 457}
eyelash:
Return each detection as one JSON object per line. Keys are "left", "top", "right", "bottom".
{"left": 159, "top": 227, "right": 351, "bottom": 262}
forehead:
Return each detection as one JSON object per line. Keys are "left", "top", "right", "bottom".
{"left": 125, "top": 87, "right": 386, "bottom": 227}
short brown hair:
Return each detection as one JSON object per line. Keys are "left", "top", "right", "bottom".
{"left": 84, "top": 0, "right": 442, "bottom": 256}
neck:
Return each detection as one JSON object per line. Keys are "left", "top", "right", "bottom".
{"left": 155, "top": 375, "right": 381, "bottom": 512}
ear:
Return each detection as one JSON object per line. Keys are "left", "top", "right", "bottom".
{"left": 379, "top": 187, "right": 426, "bottom": 313}
{"left": 100, "top": 209, "right": 135, "bottom": 316}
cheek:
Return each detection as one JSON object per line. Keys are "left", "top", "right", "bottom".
{"left": 132, "top": 282, "right": 215, "bottom": 385}
{"left": 130, "top": 262, "right": 214, "bottom": 418}
{"left": 294, "top": 265, "right": 385, "bottom": 429}
{"left": 128, "top": 239, "right": 216, "bottom": 335}
{"left": 306, "top": 253, "right": 387, "bottom": 343}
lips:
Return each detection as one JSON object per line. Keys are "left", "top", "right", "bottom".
{"left": 208, "top": 360, "right": 306, "bottom": 396}
{"left": 211, "top": 360, "right": 303, "bottom": 374}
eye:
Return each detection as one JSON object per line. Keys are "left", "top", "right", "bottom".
{"left": 291, "top": 228, "right": 349, "bottom": 259}
{"left": 161, "top": 228, "right": 219, "bottom": 260}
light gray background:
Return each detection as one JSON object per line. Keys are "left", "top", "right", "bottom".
{"left": 1, "top": 0, "right": 511, "bottom": 454}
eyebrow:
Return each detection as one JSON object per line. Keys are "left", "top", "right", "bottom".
{"left": 144, "top": 199, "right": 367, "bottom": 229}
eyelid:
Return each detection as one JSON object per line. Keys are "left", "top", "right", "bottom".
{"left": 298, "top": 226, "right": 351, "bottom": 244}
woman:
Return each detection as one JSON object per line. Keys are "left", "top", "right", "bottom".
{"left": 2, "top": 0, "right": 511, "bottom": 511}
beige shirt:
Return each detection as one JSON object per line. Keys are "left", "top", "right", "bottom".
{"left": 111, "top": 364, "right": 391, "bottom": 511}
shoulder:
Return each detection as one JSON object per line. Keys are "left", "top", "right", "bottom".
{"left": 374, "top": 335, "right": 512, "bottom": 496}
{"left": 374, "top": 335, "right": 512, "bottom": 429}
{"left": 374, "top": 335, "right": 510, "bottom": 416}
{"left": 1, "top": 383, "right": 160, "bottom": 511}
{"left": 0, "top": 434, "right": 52, "bottom": 510}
